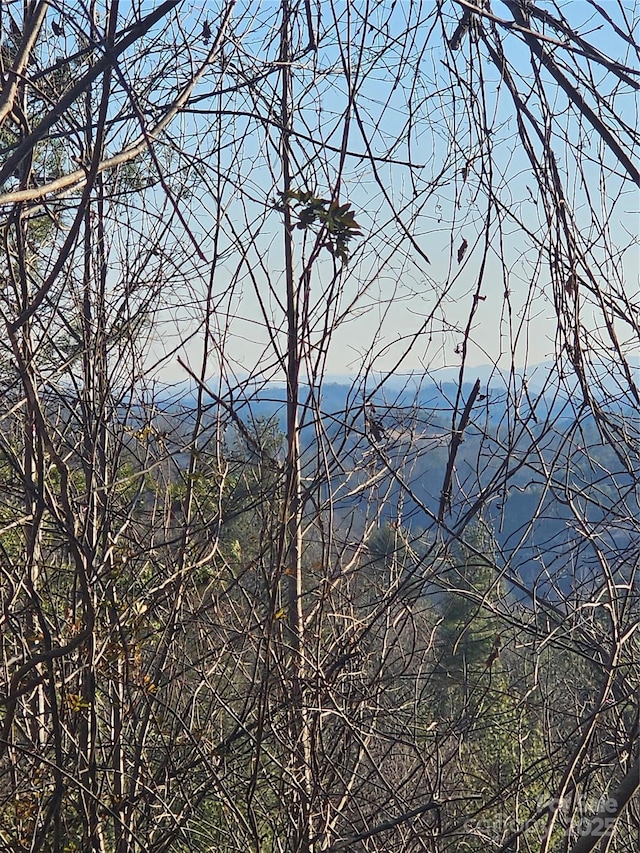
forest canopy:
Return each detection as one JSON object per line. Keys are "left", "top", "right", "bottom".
{"left": 0, "top": 2, "right": 638, "bottom": 852}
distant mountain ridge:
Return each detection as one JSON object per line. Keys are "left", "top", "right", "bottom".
{"left": 151, "top": 358, "right": 639, "bottom": 429}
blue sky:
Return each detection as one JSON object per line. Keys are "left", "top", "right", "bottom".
{"left": 128, "top": 1, "right": 640, "bottom": 384}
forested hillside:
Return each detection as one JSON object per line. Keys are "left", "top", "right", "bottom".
{"left": 0, "top": 3, "right": 638, "bottom": 852}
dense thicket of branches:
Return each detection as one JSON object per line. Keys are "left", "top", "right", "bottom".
{"left": 0, "top": 2, "right": 638, "bottom": 852}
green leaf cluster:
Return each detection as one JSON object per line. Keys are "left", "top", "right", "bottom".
{"left": 282, "top": 189, "right": 363, "bottom": 263}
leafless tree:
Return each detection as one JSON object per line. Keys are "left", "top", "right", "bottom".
{"left": 0, "top": 2, "right": 638, "bottom": 852}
